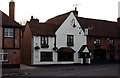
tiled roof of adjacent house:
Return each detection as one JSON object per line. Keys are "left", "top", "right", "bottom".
{"left": 77, "top": 17, "right": 120, "bottom": 37}
{"left": 0, "top": 10, "right": 21, "bottom": 27}
{"left": 28, "top": 19, "right": 58, "bottom": 36}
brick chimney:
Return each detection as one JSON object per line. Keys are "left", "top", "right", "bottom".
{"left": 9, "top": 0, "right": 15, "bottom": 20}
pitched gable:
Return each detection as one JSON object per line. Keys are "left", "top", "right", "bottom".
{"left": 46, "top": 10, "right": 120, "bottom": 37}
{"left": 1, "top": 10, "right": 21, "bottom": 28}
{"left": 79, "top": 45, "right": 90, "bottom": 53}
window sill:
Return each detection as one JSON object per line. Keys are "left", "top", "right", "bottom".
{"left": 0, "top": 60, "right": 9, "bottom": 63}
{"left": 4, "top": 36, "right": 13, "bottom": 38}
{"left": 41, "top": 45, "right": 49, "bottom": 48}
{"left": 40, "top": 60, "right": 53, "bottom": 62}
{"left": 67, "top": 44, "right": 74, "bottom": 46}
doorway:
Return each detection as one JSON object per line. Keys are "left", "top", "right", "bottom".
{"left": 93, "top": 49, "right": 106, "bottom": 63}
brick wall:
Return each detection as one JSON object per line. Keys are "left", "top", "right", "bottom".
{"left": 21, "top": 24, "right": 32, "bottom": 65}
{"left": 87, "top": 36, "right": 120, "bottom": 61}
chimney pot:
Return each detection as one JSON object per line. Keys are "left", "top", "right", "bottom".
{"left": 31, "top": 16, "right": 33, "bottom": 20}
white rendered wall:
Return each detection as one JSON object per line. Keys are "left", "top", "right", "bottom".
{"left": 32, "top": 36, "right": 57, "bottom": 65}
{"left": 55, "top": 12, "right": 87, "bottom": 63}
{"left": 32, "top": 12, "right": 87, "bottom": 65}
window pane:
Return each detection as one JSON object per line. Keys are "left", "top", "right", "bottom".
{"left": 3, "top": 54, "right": 8, "bottom": 61}
{"left": 67, "top": 35, "right": 74, "bottom": 46}
{"left": 45, "top": 37, "right": 48, "bottom": 45}
{"left": 9, "top": 29, "right": 13, "bottom": 36}
{"left": 4, "top": 28, "right": 8, "bottom": 36}
{"left": 4, "top": 28, "right": 13, "bottom": 37}
{"left": 58, "top": 52, "right": 74, "bottom": 61}
{"left": 41, "top": 36, "right": 49, "bottom": 48}
{"left": 41, "top": 52, "right": 52, "bottom": 61}
{"left": 0, "top": 54, "right": 2, "bottom": 61}
{"left": 41, "top": 37, "right": 44, "bottom": 45}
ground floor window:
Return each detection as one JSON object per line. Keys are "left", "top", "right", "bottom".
{"left": 0, "top": 50, "right": 8, "bottom": 62}
{"left": 40, "top": 52, "right": 53, "bottom": 62}
{"left": 58, "top": 52, "right": 74, "bottom": 61}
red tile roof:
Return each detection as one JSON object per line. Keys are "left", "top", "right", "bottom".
{"left": 28, "top": 19, "right": 58, "bottom": 36}
{"left": 1, "top": 10, "right": 21, "bottom": 27}
{"left": 46, "top": 11, "right": 70, "bottom": 26}
{"left": 77, "top": 17, "right": 120, "bottom": 37}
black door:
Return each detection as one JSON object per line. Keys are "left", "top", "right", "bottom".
{"left": 93, "top": 49, "right": 106, "bottom": 63}
{"left": 110, "top": 52, "right": 114, "bottom": 62}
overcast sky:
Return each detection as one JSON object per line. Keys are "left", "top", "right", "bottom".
{"left": 0, "top": 0, "right": 120, "bottom": 23}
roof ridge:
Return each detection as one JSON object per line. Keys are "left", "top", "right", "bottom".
{"left": 78, "top": 17, "right": 117, "bottom": 23}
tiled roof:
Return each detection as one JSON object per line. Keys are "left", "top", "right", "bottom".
{"left": 28, "top": 19, "right": 58, "bottom": 36}
{"left": 0, "top": 10, "right": 21, "bottom": 27}
{"left": 47, "top": 11, "right": 120, "bottom": 37}
{"left": 77, "top": 17, "right": 120, "bottom": 37}
{"left": 46, "top": 11, "right": 70, "bottom": 26}
{"left": 56, "top": 47, "right": 75, "bottom": 53}
{"left": 28, "top": 10, "right": 120, "bottom": 37}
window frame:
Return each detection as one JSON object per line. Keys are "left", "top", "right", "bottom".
{"left": 67, "top": 35, "right": 74, "bottom": 46}
{"left": 41, "top": 36, "right": 49, "bottom": 48}
{"left": 4, "top": 28, "right": 14, "bottom": 37}
{"left": 0, "top": 50, "right": 8, "bottom": 62}
{"left": 94, "top": 38, "right": 101, "bottom": 48}
{"left": 40, "top": 52, "right": 53, "bottom": 62}
{"left": 58, "top": 52, "right": 74, "bottom": 61}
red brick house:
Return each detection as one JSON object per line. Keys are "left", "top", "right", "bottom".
{"left": 77, "top": 17, "right": 120, "bottom": 63}
{"left": 0, "top": 0, "right": 21, "bottom": 68}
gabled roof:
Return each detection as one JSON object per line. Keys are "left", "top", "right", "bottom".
{"left": 27, "top": 10, "right": 120, "bottom": 37}
{"left": 46, "top": 10, "right": 120, "bottom": 37}
{"left": 28, "top": 19, "right": 58, "bottom": 36}
{"left": 29, "top": 11, "right": 77, "bottom": 36}
{"left": 0, "top": 10, "right": 21, "bottom": 27}
{"left": 78, "top": 45, "right": 91, "bottom": 53}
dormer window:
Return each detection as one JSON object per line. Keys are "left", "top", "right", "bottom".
{"left": 4, "top": 28, "right": 14, "bottom": 37}
{"left": 41, "top": 36, "right": 49, "bottom": 48}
